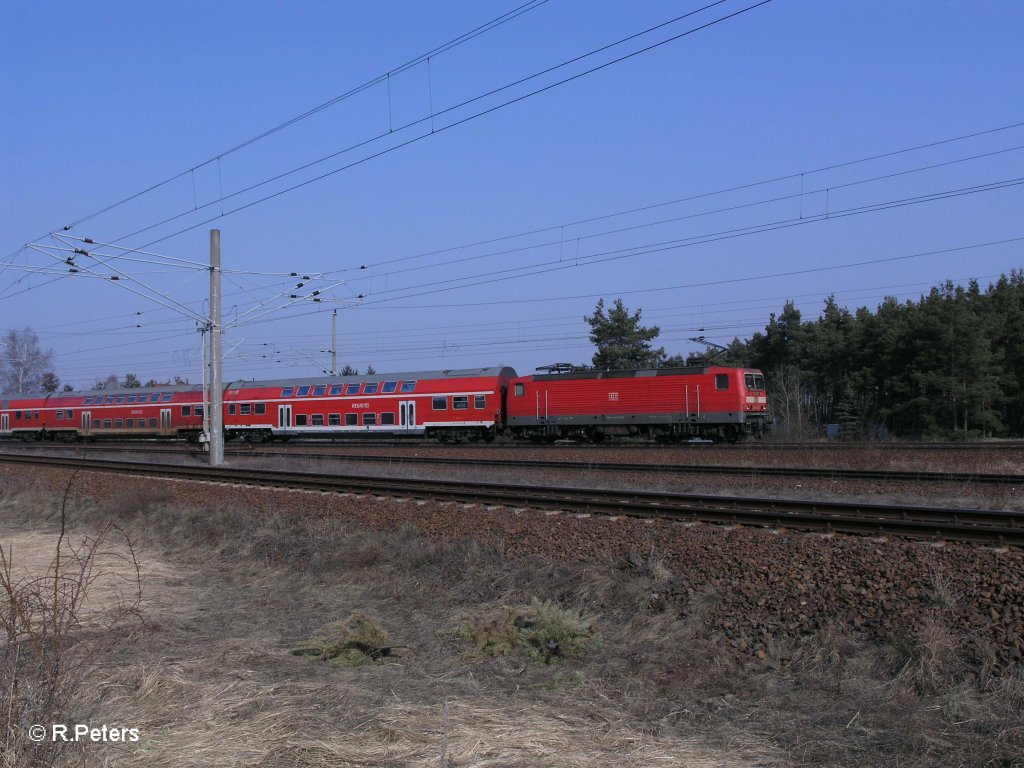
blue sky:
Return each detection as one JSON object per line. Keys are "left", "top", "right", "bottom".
{"left": 2, "top": 0, "right": 1022, "bottom": 388}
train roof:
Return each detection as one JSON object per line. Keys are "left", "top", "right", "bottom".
{"left": 0, "top": 367, "right": 520, "bottom": 402}
{"left": 1, "top": 383, "right": 201, "bottom": 400}
{"left": 526, "top": 365, "right": 756, "bottom": 381}
{"left": 230, "top": 366, "right": 518, "bottom": 390}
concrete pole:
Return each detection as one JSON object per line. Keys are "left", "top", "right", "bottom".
{"left": 331, "top": 309, "right": 337, "bottom": 376}
{"left": 209, "top": 229, "right": 224, "bottom": 466}
{"left": 201, "top": 329, "right": 210, "bottom": 440}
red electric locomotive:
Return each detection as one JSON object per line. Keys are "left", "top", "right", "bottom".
{"left": 506, "top": 365, "right": 768, "bottom": 442}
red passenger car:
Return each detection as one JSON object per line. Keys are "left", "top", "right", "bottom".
{"left": 0, "top": 385, "right": 205, "bottom": 440}
{"left": 223, "top": 366, "right": 517, "bottom": 442}
{"left": 506, "top": 366, "right": 769, "bottom": 441}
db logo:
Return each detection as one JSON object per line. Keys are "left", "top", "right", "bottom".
{"left": 608, "top": 392, "right": 619, "bottom": 401}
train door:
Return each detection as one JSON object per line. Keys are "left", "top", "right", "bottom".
{"left": 159, "top": 409, "right": 172, "bottom": 436}
{"left": 1, "top": 413, "right": 9, "bottom": 433}
{"left": 399, "top": 400, "right": 416, "bottom": 431}
{"left": 278, "top": 405, "right": 292, "bottom": 430}
{"left": 81, "top": 412, "right": 91, "bottom": 436}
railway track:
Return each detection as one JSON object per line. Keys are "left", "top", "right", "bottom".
{"left": 2, "top": 453, "right": 1021, "bottom": 547}
{"left": 5, "top": 442, "right": 1022, "bottom": 486}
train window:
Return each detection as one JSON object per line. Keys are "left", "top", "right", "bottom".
{"left": 474, "top": 395, "right": 486, "bottom": 409}
{"left": 56, "top": 411, "right": 63, "bottom": 420}
{"left": 181, "top": 405, "right": 192, "bottom": 416}
{"left": 240, "top": 403, "right": 251, "bottom": 415}
{"left": 103, "top": 420, "right": 112, "bottom": 429}
{"left": 84, "top": 397, "right": 93, "bottom": 405}
{"left": 382, "top": 381, "right": 397, "bottom": 394}
{"left": 150, "top": 394, "right": 161, "bottom": 403}
{"left": 432, "top": 396, "right": 447, "bottom": 410}
{"left": 34, "top": 411, "right": 39, "bottom": 419}
{"left": 400, "top": 381, "right": 416, "bottom": 393}
{"left": 344, "top": 384, "right": 360, "bottom": 395}
{"left": 126, "top": 395, "right": 137, "bottom": 404}
{"left": 65, "top": 410, "right": 73, "bottom": 419}
{"left": 329, "top": 385, "right": 343, "bottom": 396}
{"left": 312, "top": 385, "right": 326, "bottom": 396}
{"left": 281, "top": 387, "right": 294, "bottom": 397}
{"left": 195, "top": 405, "right": 204, "bottom": 417}
{"left": 228, "top": 404, "right": 236, "bottom": 415}
{"left": 311, "top": 414, "right": 324, "bottom": 426}
{"left": 362, "top": 413, "right": 377, "bottom": 426}
{"left": 345, "top": 413, "right": 357, "bottom": 426}
{"left": 106, "top": 396, "right": 116, "bottom": 404}
{"left": 114, "top": 419, "right": 123, "bottom": 428}
{"left": 254, "top": 403, "right": 266, "bottom": 415}
{"left": 116, "top": 395, "right": 126, "bottom": 404}
{"left": 295, "top": 414, "right": 308, "bottom": 426}
{"left": 125, "top": 419, "right": 134, "bottom": 428}
{"left": 514, "top": 383, "right": 524, "bottom": 397}
{"left": 381, "top": 412, "right": 395, "bottom": 425}
{"left": 14, "top": 411, "right": 21, "bottom": 419}
{"left": 148, "top": 418, "right": 157, "bottom": 428}
{"left": 161, "top": 393, "right": 172, "bottom": 402}
{"left": 364, "top": 383, "right": 379, "bottom": 395}
{"left": 328, "top": 414, "right": 341, "bottom": 426}
{"left": 452, "top": 396, "right": 469, "bottom": 410}
{"left": 744, "top": 373, "right": 765, "bottom": 391}
{"left": 297, "top": 386, "right": 311, "bottom": 397}
{"left": 715, "top": 374, "right": 729, "bottom": 390}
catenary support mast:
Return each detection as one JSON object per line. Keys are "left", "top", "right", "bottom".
{"left": 209, "top": 229, "right": 224, "bottom": 466}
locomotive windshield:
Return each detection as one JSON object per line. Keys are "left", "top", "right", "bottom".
{"left": 744, "top": 373, "right": 765, "bottom": 391}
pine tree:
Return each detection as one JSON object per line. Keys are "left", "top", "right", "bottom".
{"left": 585, "top": 298, "right": 664, "bottom": 370}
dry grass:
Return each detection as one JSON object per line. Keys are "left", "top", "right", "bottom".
{"left": 1, "top": 477, "right": 1022, "bottom": 767}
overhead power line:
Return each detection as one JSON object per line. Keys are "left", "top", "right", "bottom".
{"left": 52, "top": 0, "right": 553, "bottom": 235}
{"left": 80, "top": 0, "right": 775, "bottom": 250}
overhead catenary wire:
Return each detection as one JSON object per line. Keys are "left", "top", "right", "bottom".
{"left": 347, "top": 179, "right": 1024, "bottom": 306}
{"left": 34, "top": 0, "right": 552, "bottom": 239}
{"left": 87, "top": 0, "right": 775, "bottom": 251}
{"left": 326, "top": 144, "right": 1024, "bottom": 287}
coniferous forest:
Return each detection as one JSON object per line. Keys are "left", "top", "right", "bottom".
{"left": 712, "top": 272, "right": 1024, "bottom": 440}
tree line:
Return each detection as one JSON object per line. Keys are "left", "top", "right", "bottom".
{"left": 735, "top": 273, "right": 1024, "bottom": 440}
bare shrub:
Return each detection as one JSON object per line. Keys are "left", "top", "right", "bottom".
{"left": 1, "top": 486, "right": 142, "bottom": 767}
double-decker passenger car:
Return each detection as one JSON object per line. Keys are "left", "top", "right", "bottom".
{"left": 0, "top": 385, "right": 204, "bottom": 441}
{"left": 506, "top": 365, "right": 768, "bottom": 441}
{"left": 0, "top": 368, "right": 516, "bottom": 443}
{"left": 223, "top": 367, "right": 516, "bottom": 442}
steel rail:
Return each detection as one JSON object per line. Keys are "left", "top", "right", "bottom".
{"left": 5, "top": 442, "right": 1021, "bottom": 486}
{"left": 1, "top": 453, "right": 1021, "bottom": 546}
